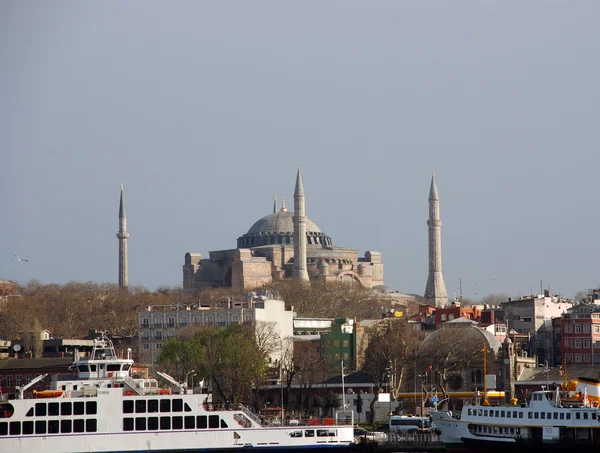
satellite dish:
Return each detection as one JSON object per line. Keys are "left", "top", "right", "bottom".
{"left": 13, "top": 344, "right": 21, "bottom": 352}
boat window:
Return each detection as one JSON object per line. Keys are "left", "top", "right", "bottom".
{"left": 495, "top": 411, "right": 500, "bottom": 417}
{"left": 148, "top": 417, "right": 158, "bottom": 431}
{"left": 160, "top": 400, "right": 171, "bottom": 413}
{"left": 135, "top": 417, "right": 146, "bottom": 431}
{"left": 173, "top": 416, "right": 183, "bottom": 430}
{"left": 593, "top": 413, "right": 597, "bottom": 420}
{"left": 185, "top": 403, "right": 192, "bottom": 412}
{"left": 48, "top": 420, "right": 59, "bottom": 433}
{"left": 135, "top": 400, "right": 147, "bottom": 413}
{"left": 86, "top": 419, "right": 97, "bottom": 432}
{"left": 567, "top": 413, "right": 571, "bottom": 420}
{"left": 61, "top": 419, "right": 72, "bottom": 433}
{"left": 26, "top": 407, "right": 33, "bottom": 417}
{"left": 23, "top": 421, "right": 33, "bottom": 435}
{"left": 528, "top": 412, "right": 533, "bottom": 419}
{"left": 541, "top": 412, "right": 545, "bottom": 419}
{"left": 86, "top": 401, "right": 97, "bottom": 415}
{"left": 90, "top": 365, "right": 97, "bottom": 372}
{"left": 221, "top": 419, "right": 228, "bottom": 428}
{"left": 290, "top": 430, "right": 303, "bottom": 437}
{"left": 107, "top": 364, "right": 121, "bottom": 371}
{"left": 519, "top": 412, "right": 523, "bottom": 418}
{"left": 148, "top": 400, "right": 158, "bottom": 413}
{"left": 553, "top": 413, "right": 558, "bottom": 419}
{"left": 197, "top": 416, "right": 207, "bottom": 429}
{"left": 534, "top": 413, "right": 539, "bottom": 419}
{"left": 499, "top": 427, "right": 504, "bottom": 434}
{"left": 74, "top": 419, "right": 85, "bottom": 433}
{"left": 35, "top": 420, "right": 46, "bottom": 434}
{"left": 209, "top": 415, "right": 219, "bottom": 429}
{"left": 0, "top": 422, "right": 7, "bottom": 436}
{"left": 61, "top": 402, "right": 72, "bottom": 416}
{"left": 77, "top": 365, "right": 89, "bottom": 373}
{"left": 185, "top": 416, "right": 195, "bottom": 429}
{"left": 10, "top": 421, "right": 20, "bottom": 435}
{"left": 123, "top": 364, "right": 131, "bottom": 371}
{"left": 173, "top": 399, "right": 183, "bottom": 412}
{"left": 74, "top": 402, "right": 85, "bottom": 415}
{"left": 49, "top": 403, "right": 59, "bottom": 416}
{"left": 160, "top": 417, "right": 170, "bottom": 430}
{"left": 123, "top": 400, "right": 134, "bottom": 414}
{"left": 305, "top": 430, "right": 315, "bottom": 437}
{"left": 35, "top": 403, "right": 47, "bottom": 417}
{"left": 507, "top": 411, "right": 511, "bottom": 418}
{"left": 484, "top": 410, "right": 488, "bottom": 416}
{"left": 560, "top": 413, "right": 564, "bottom": 420}
{"left": 468, "top": 409, "right": 472, "bottom": 416}
{"left": 547, "top": 412, "right": 551, "bottom": 419}
{"left": 584, "top": 413, "right": 589, "bottom": 420}
{"left": 123, "top": 418, "right": 134, "bottom": 431}
{"left": 576, "top": 413, "right": 581, "bottom": 420}
{"left": 501, "top": 410, "right": 505, "bottom": 417}
{"left": 513, "top": 411, "right": 517, "bottom": 418}
{"left": 478, "top": 409, "right": 482, "bottom": 416}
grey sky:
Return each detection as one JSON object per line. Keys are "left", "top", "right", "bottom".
{"left": 1, "top": 1, "right": 599, "bottom": 301}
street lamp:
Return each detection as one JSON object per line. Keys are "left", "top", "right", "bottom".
{"left": 186, "top": 370, "right": 195, "bottom": 392}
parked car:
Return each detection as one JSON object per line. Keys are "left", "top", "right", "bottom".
{"left": 353, "top": 428, "right": 387, "bottom": 443}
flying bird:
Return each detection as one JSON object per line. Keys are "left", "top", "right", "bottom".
{"left": 13, "top": 254, "right": 28, "bottom": 262}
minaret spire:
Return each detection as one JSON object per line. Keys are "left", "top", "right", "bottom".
{"left": 424, "top": 172, "right": 448, "bottom": 307}
{"left": 117, "top": 183, "right": 130, "bottom": 289}
{"left": 273, "top": 193, "right": 277, "bottom": 214}
{"left": 293, "top": 166, "right": 309, "bottom": 282}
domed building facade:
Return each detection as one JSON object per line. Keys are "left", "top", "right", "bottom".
{"left": 417, "top": 318, "right": 503, "bottom": 392}
{"left": 183, "top": 169, "right": 384, "bottom": 293}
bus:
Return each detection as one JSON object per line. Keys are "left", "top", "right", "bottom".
{"left": 389, "top": 416, "right": 432, "bottom": 434}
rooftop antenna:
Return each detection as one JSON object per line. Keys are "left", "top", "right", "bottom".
{"left": 459, "top": 278, "right": 463, "bottom": 300}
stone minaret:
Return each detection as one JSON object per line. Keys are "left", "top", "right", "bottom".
{"left": 424, "top": 172, "right": 448, "bottom": 306}
{"left": 293, "top": 166, "right": 309, "bottom": 281}
{"left": 117, "top": 183, "right": 130, "bottom": 289}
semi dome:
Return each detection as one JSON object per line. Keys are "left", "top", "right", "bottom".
{"left": 418, "top": 323, "right": 502, "bottom": 359}
{"left": 247, "top": 210, "right": 321, "bottom": 235}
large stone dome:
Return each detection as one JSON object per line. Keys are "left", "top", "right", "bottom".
{"left": 237, "top": 206, "right": 332, "bottom": 249}
{"left": 247, "top": 210, "right": 321, "bottom": 235}
{"left": 419, "top": 319, "right": 502, "bottom": 358}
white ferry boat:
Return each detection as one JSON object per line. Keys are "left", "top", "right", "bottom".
{"left": 0, "top": 334, "right": 355, "bottom": 452}
{"left": 431, "top": 388, "right": 600, "bottom": 451}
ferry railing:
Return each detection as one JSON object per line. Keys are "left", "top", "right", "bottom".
{"left": 238, "top": 404, "right": 263, "bottom": 426}
{"left": 388, "top": 432, "right": 442, "bottom": 444}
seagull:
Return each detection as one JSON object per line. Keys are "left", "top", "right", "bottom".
{"left": 13, "top": 254, "right": 28, "bottom": 262}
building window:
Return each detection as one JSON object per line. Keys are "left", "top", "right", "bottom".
{"left": 575, "top": 325, "right": 581, "bottom": 334}
{"left": 167, "top": 317, "right": 175, "bottom": 328}
{"left": 595, "top": 354, "right": 600, "bottom": 363}
{"left": 566, "top": 325, "right": 573, "bottom": 334}
{"left": 449, "top": 314, "right": 455, "bottom": 320}
{"left": 441, "top": 314, "right": 447, "bottom": 321}
{"left": 584, "top": 325, "right": 590, "bottom": 334}
{"left": 334, "top": 340, "right": 340, "bottom": 348}
{"left": 156, "top": 343, "right": 163, "bottom": 350}
{"left": 155, "top": 332, "right": 162, "bottom": 341}
{"left": 576, "top": 354, "right": 582, "bottom": 362}
{"left": 15, "top": 375, "right": 23, "bottom": 387}
{"left": 343, "top": 340, "right": 349, "bottom": 348}
{"left": 180, "top": 317, "right": 188, "bottom": 327}
{"left": 584, "top": 353, "right": 591, "bottom": 362}
{"left": 575, "top": 340, "right": 581, "bottom": 348}
{"left": 141, "top": 318, "right": 150, "bottom": 328}
{"left": 143, "top": 344, "right": 150, "bottom": 350}
{"left": 584, "top": 340, "right": 590, "bottom": 348}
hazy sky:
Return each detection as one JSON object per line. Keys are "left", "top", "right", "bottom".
{"left": 1, "top": 1, "right": 599, "bottom": 301}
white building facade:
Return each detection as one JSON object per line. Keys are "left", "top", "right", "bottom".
{"left": 138, "top": 294, "right": 294, "bottom": 371}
